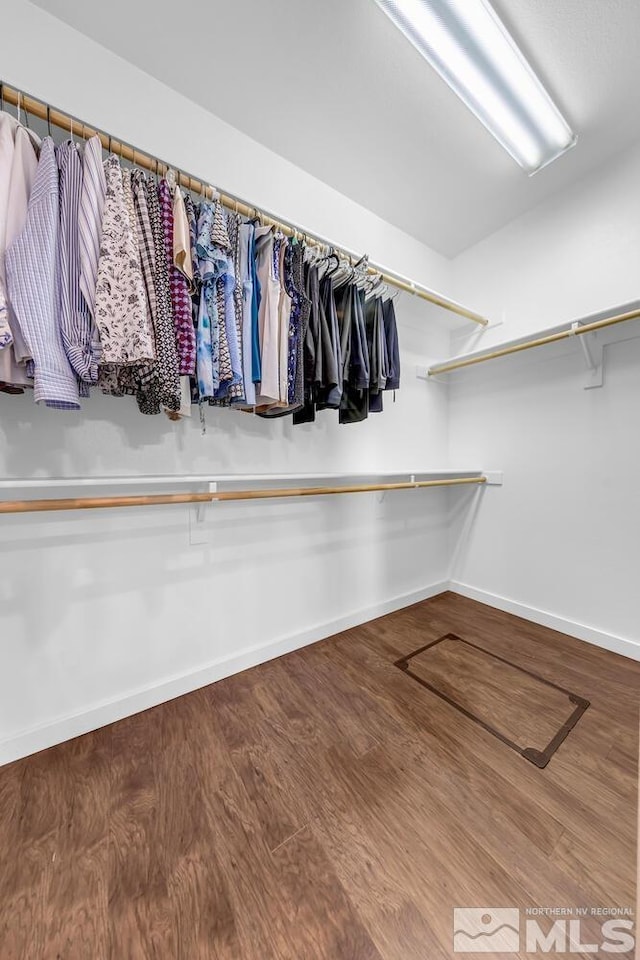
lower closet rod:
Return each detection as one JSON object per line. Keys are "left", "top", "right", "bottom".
{"left": 0, "top": 477, "right": 486, "bottom": 515}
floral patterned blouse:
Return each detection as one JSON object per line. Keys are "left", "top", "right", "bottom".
{"left": 94, "top": 155, "right": 155, "bottom": 365}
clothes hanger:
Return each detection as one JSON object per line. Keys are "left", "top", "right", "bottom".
{"left": 331, "top": 254, "right": 355, "bottom": 288}
{"left": 352, "top": 254, "right": 369, "bottom": 290}
{"left": 319, "top": 247, "right": 340, "bottom": 274}
{"left": 364, "top": 272, "right": 380, "bottom": 301}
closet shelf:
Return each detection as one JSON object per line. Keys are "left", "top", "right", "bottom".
{"left": 0, "top": 472, "right": 492, "bottom": 515}
{"left": 427, "top": 301, "right": 640, "bottom": 376}
{"left": 0, "top": 470, "right": 484, "bottom": 491}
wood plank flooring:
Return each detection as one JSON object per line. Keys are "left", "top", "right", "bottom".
{"left": 0, "top": 592, "right": 637, "bottom": 959}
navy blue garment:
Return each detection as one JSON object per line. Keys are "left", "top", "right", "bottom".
{"left": 315, "top": 274, "right": 341, "bottom": 409}
{"left": 339, "top": 284, "right": 369, "bottom": 424}
{"left": 383, "top": 297, "right": 400, "bottom": 391}
{"left": 249, "top": 226, "right": 261, "bottom": 385}
{"left": 366, "top": 296, "right": 388, "bottom": 414}
{"left": 293, "top": 260, "right": 320, "bottom": 424}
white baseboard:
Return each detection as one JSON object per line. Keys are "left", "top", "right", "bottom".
{"left": 449, "top": 580, "right": 640, "bottom": 662}
{"left": 3, "top": 577, "right": 637, "bottom": 767}
{"left": 0, "top": 580, "right": 448, "bottom": 768}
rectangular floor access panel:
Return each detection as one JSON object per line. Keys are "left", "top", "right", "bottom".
{"left": 394, "top": 634, "right": 590, "bottom": 768}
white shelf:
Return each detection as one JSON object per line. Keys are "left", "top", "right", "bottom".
{"left": 428, "top": 298, "right": 640, "bottom": 374}
{"left": 0, "top": 470, "right": 485, "bottom": 492}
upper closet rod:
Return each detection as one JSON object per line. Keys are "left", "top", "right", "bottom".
{"left": 0, "top": 82, "right": 488, "bottom": 328}
{"left": 0, "top": 476, "right": 486, "bottom": 515}
{"left": 428, "top": 307, "right": 640, "bottom": 375}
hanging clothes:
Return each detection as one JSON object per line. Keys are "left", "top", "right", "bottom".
{"left": 173, "top": 186, "right": 193, "bottom": 284}
{"left": 254, "top": 225, "right": 281, "bottom": 406}
{"left": 5, "top": 137, "right": 80, "bottom": 409}
{"left": 316, "top": 273, "right": 341, "bottom": 410}
{"left": 237, "top": 220, "right": 257, "bottom": 407}
{"left": 182, "top": 192, "right": 202, "bottom": 408}
{"left": 383, "top": 297, "right": 401, "bottom": 391}
{"left": 292, "top": 260, "right": 321, "bottom": 424}
{"left": 78, "top": 135, "right": 106, "bottom": 324}
{"left": 56, "top": 139, "right": 98, "bottom": 396}
{"left": 0, "top": 105, "right": 401, "bottom": 426}
{"left": 0, "top": 113, "right": 17, "bottom": 352}
{"left": 226, "top": 212, "right": 246, "bottom": 404}
{"left": 275, "top": 236, "right": 291, "bottom": 406}
{"left": 211, "top": 204, "right": 242, "bottom": 403}
{"left": 182, "top": 193, "right": 201, "bottom": 295}
{"left": 94, "top": 156, "right": 155, "bottom": 368}
{"left": 293, "top": 246, "right": 311, "bottom": 410}
{"left": 0, "top": 113, "right": 39, "bottom": 391}
{"left": 248, "top": 226, "right": 261, "bottom": 387}
{"left": 338, "top": 284, "right": 370, "bottom": 424}
{"left": 287, "top": 240, "right": 310, "bottom": 409}
{"left": 159, "top": 178, "right": 196, "bottom": 377}
{"left": 120, "top": 170, "right": 179, "bottom": 415}
{"left": 257, "top": 236, "right": 311, "bottom": 419}
{"left": 366, "top": 295, "right": 388, "bottom": 414}
{"left": 195, "top": 199, "right": 228, "bottom": 401}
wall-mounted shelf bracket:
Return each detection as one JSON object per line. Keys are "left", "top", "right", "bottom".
{"left": 189, "top": 482, "right": 217, "bottom": 545}
{"left": 483, "top": 472, "right": 503, "bottom": 486}
{"left": 570, "top": 323, "right": 603, "bottom": 389}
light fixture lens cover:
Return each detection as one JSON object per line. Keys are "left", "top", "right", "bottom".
{"left": 374, "top": 0, "right": 576, "bottom": 174}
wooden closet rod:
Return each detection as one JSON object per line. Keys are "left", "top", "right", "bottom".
{"left": 0, "top": 82, "right": 488, "bottom": 327}
{"left": 0, "top": 477, "right": 486, "bottom": 515}
{"left": 428, "top": 307, "right": 640, "bottom": 375}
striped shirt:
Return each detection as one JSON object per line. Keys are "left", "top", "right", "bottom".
{"left": 5, "top": 137, "right": 80, "bottom": 410}
{"left": 78, "top": 135, "right": 105, "bottom": 315}
{"left": 57, "top": 140, "right": 98, "bottom": 394}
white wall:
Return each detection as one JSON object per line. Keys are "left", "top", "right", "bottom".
{"left": 447, "top": 145, "right": 640, "bottom": 660}
{"left": 3, "top": 1, "right": 452, "bottom": 296}
{"left": 2, "top": 2, "right": 638, "bottom": 766}
{"left": 0, "top": 2, "right": 466, "bottom": 764}
{"left": 451, "top": 141, "right": 640, "bottom": 349}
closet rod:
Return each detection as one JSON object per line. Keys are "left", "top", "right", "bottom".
{"left": 0, "top": 477, "right": 486, "bottom": 515}
{"left": 0, "top": 82, "right": 488, "bottom": 328}
{"left": 428, "top": 307, "right": 640, "bottom": 375}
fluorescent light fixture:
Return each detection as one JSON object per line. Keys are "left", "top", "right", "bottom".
{"left": 373, "top": 0, "right": 576, "bottom": 174}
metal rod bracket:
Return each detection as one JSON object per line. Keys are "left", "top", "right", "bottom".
{"left": 189, "top": 483, "right": 217, "bottom": 545}
{"left": 483, "top": 472, "right": 503, "bottom": 486}
{"left": 571, "top": 323, "right": 603, "bottom": 388}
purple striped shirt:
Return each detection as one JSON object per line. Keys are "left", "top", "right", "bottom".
{"left": 5, "top": 137, "right": 80, "bottom": 410}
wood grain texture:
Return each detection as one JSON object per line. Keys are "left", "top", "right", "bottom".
{"left": 0, "top": 592, "right": 637, "bottom": 959}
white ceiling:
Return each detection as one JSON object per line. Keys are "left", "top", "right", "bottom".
{"left": 31, "top": 0, "right": 640, "bottom": 257}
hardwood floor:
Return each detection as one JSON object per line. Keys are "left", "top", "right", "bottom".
{"left": 0, "top": 592, "right": 637, "bottom": 959}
